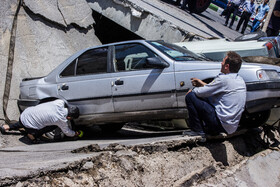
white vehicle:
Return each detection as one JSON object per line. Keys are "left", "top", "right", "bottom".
{"left": 175, "top": 37, "right": 279, "bottom": 61}
{"left": 18, "top": 40, "right": 280, "bottom": 131}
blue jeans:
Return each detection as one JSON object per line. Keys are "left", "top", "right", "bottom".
{"left": 185, "top": 92, "right": 226, "bottom": 135}
{"left": 251, "top": 20, "right": 261, "bottom": 32}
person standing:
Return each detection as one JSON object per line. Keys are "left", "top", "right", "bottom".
{"left": 0, "top": 99, "right": 82, "bottom": 143}
{"left": 251, "top": 0, "right": 270, "bottom": 32}
{"left": 266, "top": 0, "right": 280, "bottom": 36}
{"left": 236, "top": 0, "right": 257, "bottom": 34}
{"left": 220, "top": 0, "right": 232, "bottom": 17}
{"left": 224, "top": 0, "right": 245, "bottom": 29}
{"left": 184, "top": 51, "right": 246, "bottom": 136}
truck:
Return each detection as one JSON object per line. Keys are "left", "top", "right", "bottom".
{"left": 175, "top": 0, "right": 212, "bottom": 13}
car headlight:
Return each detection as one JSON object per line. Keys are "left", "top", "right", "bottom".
{"left": 257, "top": 70, "right": 280, "bottom": 80}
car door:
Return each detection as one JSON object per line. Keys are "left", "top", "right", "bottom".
{"left": 112, "top": 43, "right": 177, "bottom": 112}
{"left": 57, "top": 47, "right": 114, "bottom": 115}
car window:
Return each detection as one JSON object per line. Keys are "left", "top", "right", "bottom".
{"left": 148, "top": 41, "right": 208, "bottom": 61}
{"left": 114, "top": 43, "right": 157, "bottom": 71}
{"left": 60, "top": 47, "right": 108, "bottom": 77}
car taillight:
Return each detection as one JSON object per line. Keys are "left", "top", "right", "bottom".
{"left": 265, "top": 42, "right": 273, "bottom": 50}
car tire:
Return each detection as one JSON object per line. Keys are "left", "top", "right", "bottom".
{"left": 45, "top": 120, "right": 73, "bottom": 140}
{"left": 45, "top": 127, "right": 65, "bottom": 140}
{"left": 240, "top": 110, "right": 271, "bottom": 128}
{"left": 188, "top": 0, "right": 211, "bottom": 14}
{"left": 99, "top": 123, "right": 125, "bottom": 133}
{"left": 234, "top": 31, "right": 267, "bottom": 41}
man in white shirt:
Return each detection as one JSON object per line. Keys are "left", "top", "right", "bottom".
{"left": 236, "top": 0, "right": 256, "bottom": 34}
{"left": 184, "top": 51, "right": 246, "bottom": 136}
{"left": 0, "top": 99, "right": 82, "bottom": 143}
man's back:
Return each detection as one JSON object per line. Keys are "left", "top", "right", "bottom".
{"left": 193, "top": 73, "right": 246, "bottom": 134}
{"left": 20, "top": 99, "right": 68, "bottom": 130}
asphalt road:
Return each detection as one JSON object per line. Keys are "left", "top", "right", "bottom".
{"left": 154, "top": 0, "right": 247, "bottom": 40}
{"left": 203, "top": 7, "right": 252, "bottom": 37}
{"left": 129, "top": 0, "right": 245, "bottom": 40}
{"left": 194, "top": 6, "right": 251, "bottom": 40}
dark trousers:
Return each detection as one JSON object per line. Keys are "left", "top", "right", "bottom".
{"left": 266, "top": 27, "right": 280, "bottom": 37}
{"left": 225, "top": 4, "right": 239, "bottom": 27}
{"left": 185, "top": 92, "right": 226, "bottom": 135}
{"left": 9, "top": 119, "right": 57, "bottom": 139}
{"left": 236, "top": 11, "right": 252, "bottom": 34}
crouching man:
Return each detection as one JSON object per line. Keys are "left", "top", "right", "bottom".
{"left": 184, "top": 51, "right": 246, "bottom": 136}
{"left": 0, "top": 99, "right": 82, "bottom": 143}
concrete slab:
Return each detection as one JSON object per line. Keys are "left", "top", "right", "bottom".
{"left": 87, "top": 0, "right": 231, "bottom": 43}
{"left": 88, "top": 0, "right": 223, "bottom": 42}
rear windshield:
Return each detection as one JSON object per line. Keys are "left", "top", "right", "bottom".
{"left": 148, "top": 41, "right": 209, "bottom": 61}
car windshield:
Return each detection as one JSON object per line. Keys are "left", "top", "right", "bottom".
{"left": 148, "top": 41, "right": 209, "bottom": 61}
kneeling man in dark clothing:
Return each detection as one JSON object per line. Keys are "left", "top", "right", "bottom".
{"left": 0, "top": 99, "right": 82, "bottom": 142}
{"left": 185, "top": 51, "right": 246, "bottom": 136}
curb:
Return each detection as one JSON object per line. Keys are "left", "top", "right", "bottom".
{"left": 209, "top": 3, "right": 224, "bottom": 14}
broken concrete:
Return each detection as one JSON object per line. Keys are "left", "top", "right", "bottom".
{"left": 24, "top": 0, "right": 95, "bottom": 28}
{"left": 87, "top": 0, "right": 199, "bottom": 43}
{"left": 0, "top": 0, "right": 101, "bottom": 120}
{"left": 2, "top": 127, "right": 279, "bottom": 187}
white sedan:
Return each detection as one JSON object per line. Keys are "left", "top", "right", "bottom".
{"left": 175, "top": 38, "right": 279, "bottom": 61}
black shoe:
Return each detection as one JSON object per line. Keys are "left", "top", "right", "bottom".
{"left": 0, "top": 125, "right": 7, "bottom": 134}
{"left": 229, "top": 26, "right": 232, "bottom": 29}
{"left": 27, "top": 134, "right": 40, "bottom": 144}
{"left": 241, "top": 31, "right": 244, "bottom": 34}
{"left": 224, "top": 23, "right": 227, "bottom": 26}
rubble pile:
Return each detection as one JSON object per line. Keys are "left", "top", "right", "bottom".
{"left": 9, "top": 126, "right": 280, "bottom": 187}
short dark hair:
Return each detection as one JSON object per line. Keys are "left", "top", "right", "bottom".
{"left": 225, "top": 51, "right": 242, "bottom": 73}
{"left": 67, "top": 105, "right": 80, "bottom": 119}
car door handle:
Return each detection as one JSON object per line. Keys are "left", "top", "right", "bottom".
{"left": 61, "top": 84, "right": 69, "bottom": 90}
{"left": 115, "top": 80, "right": 124, "bottom": 85}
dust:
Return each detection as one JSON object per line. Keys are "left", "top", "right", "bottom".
{"left": 7, "top": 125, "right": 280, "bottom": 187}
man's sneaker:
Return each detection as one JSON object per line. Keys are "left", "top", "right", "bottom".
{"left": 182, "top": 130, "right": 206, "bottom": 142}
{"left": 182, "top": 130, "right": 205, "bottom": 137}
{"left": 0, "top": 125, "right": 7, "bottom": 134}
{"left": 27, "top": 134, "right": 40, "bottom": 144}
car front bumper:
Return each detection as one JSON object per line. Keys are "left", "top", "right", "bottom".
{"left": 246, "top": 81, "right": 280, "bottom": 113}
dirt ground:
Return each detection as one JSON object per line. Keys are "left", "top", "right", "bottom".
{"left": 2, "top": 123, "right": 280, "bottom": 187}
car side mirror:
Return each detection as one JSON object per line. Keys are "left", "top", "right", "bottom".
{"left": 146, "top": 57, "right": 169, "bottom": 69}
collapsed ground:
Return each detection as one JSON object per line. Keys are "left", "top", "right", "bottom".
{"left": 1, "top": 124, "right": 280, "bottom": 187}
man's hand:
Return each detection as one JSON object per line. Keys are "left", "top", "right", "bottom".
{"left": 75, "top": 130, "right": 84, "bottom": 138}
{"left": 191, "top": 78, "right": 206, "bottom": 87}
{"left": 186, "top": 88, "right": 192, "bottom": 95}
